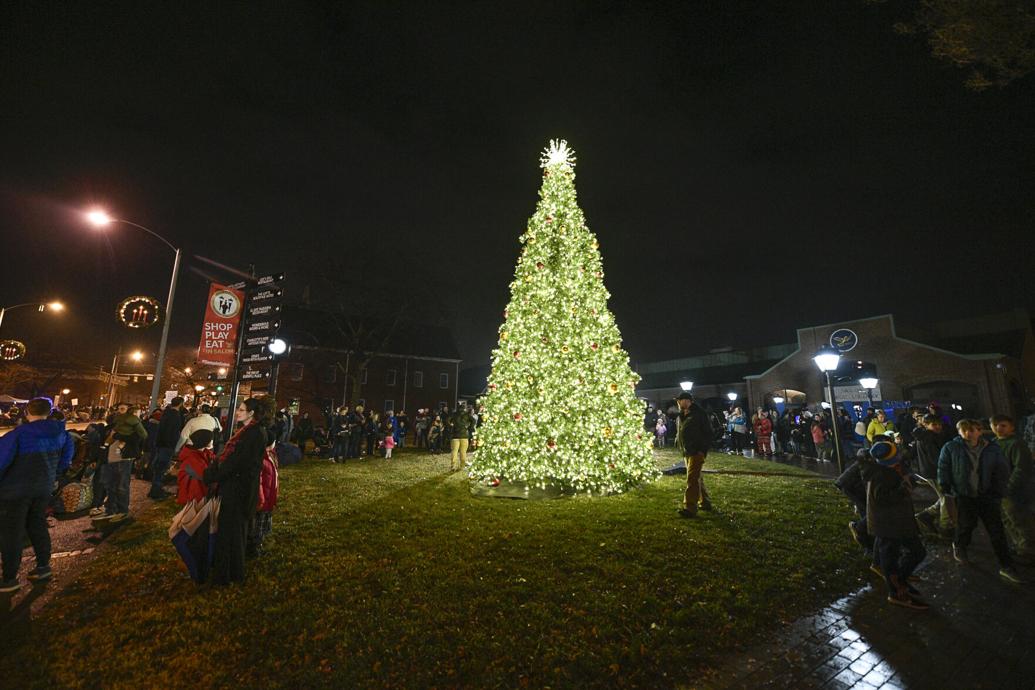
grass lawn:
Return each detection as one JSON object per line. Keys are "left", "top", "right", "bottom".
{"left": 2, "top": 448, "right": 866, "bottom": 688}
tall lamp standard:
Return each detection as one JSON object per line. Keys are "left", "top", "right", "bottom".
{"left": 679, "top": 380, "right": 694, "bottom": 393}
{"left": 813, "top": 345, "right": 845, "bottom": 473}
{"left": 85, "top": 209, "right": 181, "bottom": 413}
{"left": 0, "top": 301, "right": 64, "bottom": 333}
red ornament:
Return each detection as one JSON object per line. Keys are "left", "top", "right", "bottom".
{"left": 636, "top": 433, "right": 643, "bottom": 440}
{"left": 590, "top": 342, "right": 599, "bottom": 351}
{"left": 488, "top": 383, "right": 497, "bottom": 391}
{"left": 514, "top": 412, "right": 523, "bottom": 421}
{"left": 513, "top": 350, "right": 521, "bottom": 359}
{"left": 545, "top": 216, "right": 553, "bottom": 223}
{"left": 536, "top": 261, "right": 544, "bottom": 270}
{"left": 595, "top": 271, "right": 603, "bottom": 278}
{"left": 546, "top": 439, "right": 557, "bottom": 451}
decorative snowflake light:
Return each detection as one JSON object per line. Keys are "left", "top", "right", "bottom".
{"left": 540, "top": 139, "right": 576, "bottom": 168}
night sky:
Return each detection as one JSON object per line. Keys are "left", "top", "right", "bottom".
{"left": 2, "top": 1, "right": 1033, "bottom": 373}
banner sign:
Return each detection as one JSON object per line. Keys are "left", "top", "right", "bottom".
{"left": 198, "top": 283, "right": 245, "bottom": 366}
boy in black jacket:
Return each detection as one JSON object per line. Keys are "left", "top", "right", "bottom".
{"left": 863, "top": 440, "right": 928, "bottom": 610}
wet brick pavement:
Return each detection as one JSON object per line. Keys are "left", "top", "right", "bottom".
{"left": 707, "top": 453, "right": 1035, "bottom": 690}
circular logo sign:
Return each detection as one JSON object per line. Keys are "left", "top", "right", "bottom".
{"left": 829, "top": 328, "right": 859, "bottom": 353}
{"left": 117, "top": 296, "right": 162, "bottom": 329}
{"left": 0, "top": 340, "right": 27, "bottom": 361}
{"left": 210, "top": 290, "right": 241, "bottom": 319}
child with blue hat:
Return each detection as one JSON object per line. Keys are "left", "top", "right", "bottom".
{"left": 861, "top": 436, "right": 929, "bottom": 610}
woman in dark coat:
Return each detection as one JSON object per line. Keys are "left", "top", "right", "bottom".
{"left": 204, "top": 397, "right": 271, "bottom": 585}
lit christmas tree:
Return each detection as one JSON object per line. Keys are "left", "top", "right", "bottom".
{"left": 470, "top": 140, "right": 659, "bottom": 495}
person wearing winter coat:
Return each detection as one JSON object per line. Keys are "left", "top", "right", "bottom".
{"left": 866, "top": 409, "right": 895, "bottom": 445}
{"left": 247, "top": 437, "right": 279, "bottom": 559}
{"left": 204, "top": 398, "right": 271, "bottom": 585}
{"left": 835, "top": 453, "right": 874, "bottom": 553}
{"left": 175, "top": 404, "right": 223, "bottom": 453}
{"left": 727, "top": 408, "right": 747, "bottom": 456}
{"left": 862, "top": 441, "right": 928, "bottom": 610}
{"left": 910, "top": 414, "right": 945, "bottom": 479}
{"left": 676, "top": 392, "right": 713, "bottom": 518}
{"left": 176, "top": 429, "right": 215, "bottom": 505}
{"left": 100, "top": 403, "right": 148, "bottom": 522}
{"left": 0, "top": 398, "right": 75, "bottom": 591}
{"left": 991, "top": 414, "right": 1035, "bottom": 561}
{"left": 752, "top": 410, "right": 773, "bottom": 458}
{"left": 937, "top": 418, "right": 1023, "bottom": 583}
{"left": 151, "top": 397, "right": 185, "bottom": 500}
{"left": 448, "top": 405, "right": 475, "bottom": 471}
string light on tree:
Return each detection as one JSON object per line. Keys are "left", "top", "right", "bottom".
{"left": 469, "top": 140, "right": 659, "bottom": 495}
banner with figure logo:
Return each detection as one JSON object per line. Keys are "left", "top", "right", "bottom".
{"left": 198, "top": 283, "right": 245, "bottom": 366}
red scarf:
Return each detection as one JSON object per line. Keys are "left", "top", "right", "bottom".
{"left": 219, "top": 420, "right": 257, "bottom": 462}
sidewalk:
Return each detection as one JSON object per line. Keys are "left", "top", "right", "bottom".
{"left": 705, "top": 452, "right": 1035, "bottom": 690}
{"left": 0, "top": 478, "right": 158, "bottom": 637}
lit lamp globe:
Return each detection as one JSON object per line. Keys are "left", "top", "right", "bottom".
{"left": 772, "top": 396, "right": 785, "bottom": 404}
{"left": 727, "top": 392, "right": 738, "bottom": 402}
{"left": 194, "top": 384, "right": 205, "bottom": 393}
{"left": 812, "top": 344, "right": 841, "bottom": 373}
{"left": 860, "top": 376, "right": 878, "bottom": 390}
{"left": 268, "top": 338, "right": 288, "bottom": 355}
{"left": 679, "top": 380, "right": 693, "bottom": 392}
{"left": 61, "top": 388, "right": 71, "bottom": 395}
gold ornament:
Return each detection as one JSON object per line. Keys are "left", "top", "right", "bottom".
{"left": 608, "top": 383, "right": 619, "bottom": 394}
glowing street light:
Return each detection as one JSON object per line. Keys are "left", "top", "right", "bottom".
{"left": 194, "top": 384, "right": 206, "bottom": 392}
{"left": 727, "top": 392, "right": 738, "bottom": 402}
{"left": 0, "top": 299, "right": 66, "bottom": 332}
{"left": 813, "top": 344, "right": 845, "bottom": 472}
{"left": 131, "top": 350, "right": 144, "bottom": 362}
{"left": 184, "top": 367, "right": 193, "bottom": 375}
{"left": 268, "top": 338, "right": 288, "bottom": 355}
{"left": 679, "top": 380, "right": 693, "bottom": 392}
{"left": 82, "top": 206, "right": 181, "bottom": 413}
{"left": 773, "top": 396, "right": 785, "bottom": 404}
{"left": 217, "top": 367, "right": 227, "bottom": 377}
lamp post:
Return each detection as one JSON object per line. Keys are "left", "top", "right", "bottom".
{"left": 679, "top": 380, "right": 693, "bottom": 392}
{"left": 860, "top": 374, "right": 878, "bottom": 412}
{"left": 85, "top": 209, "right": 181, "bottom": 413}
{"left": 0, "top": 301, "right": 64, "bottom": 333}
{"left": 813, "top": 344, "right": 844, "bottom": 472}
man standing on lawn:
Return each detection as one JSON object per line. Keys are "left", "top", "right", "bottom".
{"left": 676, "top": 392, "right": 713, "bottom": 518}
{"left": 150, "top": 396, "right": 184, "bottom": 499}
{"left": 0, "top": 397, "right": 75, "bottom": 592}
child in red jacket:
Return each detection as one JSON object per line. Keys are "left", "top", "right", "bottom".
{"left": 176, "top": 429, "right": 215, "bottom": 505}
{"left": 247, "top": 437, "right": 279, "bottom": 559}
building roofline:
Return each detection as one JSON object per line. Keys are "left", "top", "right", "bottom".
{"left": 292, "top": 344, "right": 461, "bottom": 363}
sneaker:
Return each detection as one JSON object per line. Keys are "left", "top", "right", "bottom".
{"left": 887, "top": 593, "right": 929, "bottom": 610}
{"left": 953, "top": 544, "right": 969, "bottom": 565}
{"left": 27, "top": 566, "right": 52, "bottom": 582}
{"left": 0, "top": 579, "right": 21, "bottom": 593}
{"left": 89, "top": 507, "right": 106, "bottom": 517}
{"left": 999, "top": 568, "right": 1027, "bottom": 584}
{"left": 107, "top": 513, "right": 129, "bottom": 524}
{"left": 677, "top": 508, "right": 697, "bottom": 519}
{"left": 848, "top": 522, "right": 863, "bottom": 547}
{"left": 92, "top": 512, "right": 115, "bottom": 521}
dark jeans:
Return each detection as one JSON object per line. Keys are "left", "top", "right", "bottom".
{"left": 0, "top": 495, "right": 51, "bottom": 580}
{"left": 955, "top": 495, "right": 1013, "bottom": 567}
{"left": 103, "top": 460, "right": 132, "bottom": 514}
{"left": 151, "top": 447, "right": 175, "bottom": 496}
{"left": 91, "top": 463, "right": 107, "bottom": 508}
{"left": 332, "top": 436, "right": 349, "bottom": 460}
{"left": 874, "top": 535, "right": 926, "bottom": 590}
{"left": 730, "top": 432, "right": 746, "bottom": 454}
{"left": 348, "top": 432, "right": 363, "bottom": 458}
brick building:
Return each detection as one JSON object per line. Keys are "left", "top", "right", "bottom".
{"left": 268, "top": 308, "right": 462, "bottom": 420}
{"left": 635, "top": 310, "right": 1035, "bottom": 420}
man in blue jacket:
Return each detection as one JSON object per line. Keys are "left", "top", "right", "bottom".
{"left": 937, "top": 418, "right": 1024, "bottom": 583}
{"left": 0, "top": 397, "right": 75, "bottom": 592}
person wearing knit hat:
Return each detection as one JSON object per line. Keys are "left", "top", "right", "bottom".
{"left": 860, "top": 440, "right": 928, "bottom": 610}
{"left": 675, "top": 392, "right": 714, "bottom": 518}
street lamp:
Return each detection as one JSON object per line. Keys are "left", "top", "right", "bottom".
{"left": 679, "top": 380, "right": 693, "bottom": 392}
{"left": 131, "top": 350, "right": 144, "bottom": 362}
{"left": 62, "top": 388, "right": 71, "bottom": 395}
{"left": 860, "top": 374, "right": 878, "bottom": 413}
{"left": 85, "top": 207, "right": 181, "bottom": 413}
{"left": 0, "top": 300, "right": 66, "bottom": 332}
{"left": 813, "top": 345, "right": 844, "bottom": 472}
{"left": 772, "top": 396, "right": 785, "bottom": 404}
{"left": 194, "top": 384, "right": 206, "bottom": 393}
{"left": 727, "top": 392, "right": 738, "bottom": 402}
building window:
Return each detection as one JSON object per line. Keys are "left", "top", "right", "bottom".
{"left": 321, "top": 365, "right": 336, "bottom": 384}
{"left": 386, "top": 369, "right": 397, "bottom": 386}
{"left": 384, "top": 399, "right": 394, "bottom": 413}
{"left": 361, "top": 368, "right": 368, "bottom": 384}
{"left": 289, "top": 363, "right": 304, "bottom": 382}
{"left": 440, "top": 372, "right": 449, "bottom": 389}
{"left": 414, "top": 371, "right": 424, "bottom": 388}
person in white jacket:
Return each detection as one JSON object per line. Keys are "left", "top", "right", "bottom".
{"left": 175, "top": 405, "right": 223, "bottom": 452}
